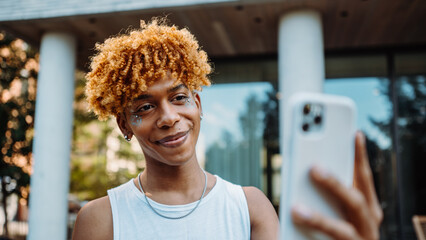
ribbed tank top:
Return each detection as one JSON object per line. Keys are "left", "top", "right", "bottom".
{"left": 107, "top": 175, "right": 251, "bottom": 240}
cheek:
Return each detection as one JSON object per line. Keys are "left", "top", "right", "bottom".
{"left": 184, "top": 97, "right": 197, "bottom": 109}
{"left": 130, "top": 114, "right": 143, "bottom": 127}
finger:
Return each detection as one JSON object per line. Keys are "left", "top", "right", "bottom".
{"left": 311, "top": 165, "right": 367, "bottom": 215}
{"left": 292, "top": 204, "right": 361, "bottom": 240}
{"left": 310, "top": 166, "right": 377, "bottom": 236}
{"left": 353, "top": 131, "right": 383, "bottom": 223}
{"left": 353, "top": 131, "right": 374, "bottom": 201}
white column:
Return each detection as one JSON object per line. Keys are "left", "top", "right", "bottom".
{"left": 28, "top": 32, "right": 76, "bottom": 240}
{"left": 278, "top": 10, "right": 324, "bottom": 229}
{"left": 278, "top": 9, "right": 324, "bottom": 139}
{"left": 278, "top": 9, "right": 324, "bottom": 104}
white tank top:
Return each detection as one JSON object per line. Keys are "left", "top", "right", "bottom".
{"left": 107, "top": 175, "right": 251, "bottom": 240}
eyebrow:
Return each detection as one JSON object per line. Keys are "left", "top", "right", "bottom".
{"left": 134, "top": 84, "right": 188, "bottom": 101}
{"left": 168, "top": 84, "right": 188, "bottom": 93}
{"left": 134, "top": 94, "right": 152, "bottom": 101}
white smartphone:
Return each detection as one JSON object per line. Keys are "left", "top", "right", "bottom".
{"left": 279, "top": 92, "right": 357, "bottom": 240}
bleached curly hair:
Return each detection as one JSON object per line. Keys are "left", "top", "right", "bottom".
{"left": 85, "top": 18, "right": 212, "bottom": 120}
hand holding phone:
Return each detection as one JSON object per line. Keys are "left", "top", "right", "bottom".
{"left": 280, "top": 92, "right": 357, "bottom": 239}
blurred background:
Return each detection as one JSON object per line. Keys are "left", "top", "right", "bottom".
{"left": 0, "top": 0, "right": 425, "bottom": 239}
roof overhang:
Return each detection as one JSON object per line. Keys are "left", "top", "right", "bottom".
{"left": 1, "top": 0, "right": 425, "bottom": 69}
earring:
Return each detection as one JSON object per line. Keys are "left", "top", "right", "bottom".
{"left": 124, "top": 135, "right": 131, "bottom": 141}
{"left": 200, "top": 115, "right": 203, "bottom": 120}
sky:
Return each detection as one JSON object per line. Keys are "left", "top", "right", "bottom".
{"left": 324, "top": 77, "right": 392, "bottom": 148}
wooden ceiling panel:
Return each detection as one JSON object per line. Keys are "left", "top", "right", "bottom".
{"left": 400, "top": 0, "right": 426, "bottom": 44}
{"left": 1, "top": 0, "right": 424, "bottom": 69}
{"left": 186, "top": 8, "right": 224, "bottom": 56}
{"left": 244, "top": 4, "right": 275, "bottom": 53}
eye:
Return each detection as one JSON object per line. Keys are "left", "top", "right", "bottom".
{"left": 173, "top": 94, "right": 189, "bottom": 103}
{"left": 135, "top": 104, "right": 155, "bottom": 113}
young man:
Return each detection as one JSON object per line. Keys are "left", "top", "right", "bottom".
{"left": 73, "top": 19, "right": 382, "bottom": 239}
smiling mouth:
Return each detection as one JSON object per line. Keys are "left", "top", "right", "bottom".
{"left": 156, "top": 131, "right": 189, "bottom": 147}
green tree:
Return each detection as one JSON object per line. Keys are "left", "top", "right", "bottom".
{"left": 69, "top": 72, "right": 144, "bottom": 201}
{"left": 370, "top": 75, "right": 426, "bottom": 237}
{"left": 262, "top": 88, "right": 279, "bottom": 201}
{"left": 0, "top": 31, "right": 145, "bottom": 238}
{"left": 0, "top": 31, "right": 37, "bottom": 237}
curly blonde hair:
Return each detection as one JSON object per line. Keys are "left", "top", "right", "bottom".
{"left": 85, "top": 18, "right": 212, "bottom": 120}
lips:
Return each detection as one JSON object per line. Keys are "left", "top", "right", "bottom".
{"left": 155, "top": 131, "right": 189, "bottom": 147}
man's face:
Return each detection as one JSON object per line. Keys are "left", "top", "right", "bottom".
{"left": 117, "top": 74, "right": 202, "bottom": 166}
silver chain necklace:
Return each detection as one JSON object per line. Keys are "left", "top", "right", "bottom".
{"left": 137, "top": 169, "right": 207, "bottom": 220}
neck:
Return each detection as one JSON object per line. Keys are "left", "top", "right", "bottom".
{"left": 138, "top": 156, "right": 206, "bottom": 204}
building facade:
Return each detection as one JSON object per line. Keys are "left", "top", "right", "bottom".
{"left": 0, "top": 0, "right": 425, "bottom": 239}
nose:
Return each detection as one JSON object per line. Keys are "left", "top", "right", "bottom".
{"left": 156, "top": 101, "right": 180, "bottom": 129}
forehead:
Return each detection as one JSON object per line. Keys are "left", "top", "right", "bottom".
{"left": 145, "top": 76, "right": 187, "bottom": 93}
{"left": 131, "top": 75, "right": 189, "bottom": 103}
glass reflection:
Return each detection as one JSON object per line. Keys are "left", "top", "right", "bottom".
{"left": 198, "top": 76, "right": 423, "bottom": 240}
{"left": 396, "top": 75, "right": 426, "bottom": 238}
{"left": 199, "top": 82, "right": 273, "bottom": 189}
{"left": 325, "top": 77, "right": 398, "bottom": 239}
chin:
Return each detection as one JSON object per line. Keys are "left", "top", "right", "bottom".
{"left": 162, "top": 151, "right": 196, "bottom": 166}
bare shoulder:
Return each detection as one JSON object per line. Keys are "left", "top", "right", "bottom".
{"left": 243, "top": 186, "right": 279, "bottom": 240}
{"left": 72, "top": 196, "right": 113, "bottom": 240}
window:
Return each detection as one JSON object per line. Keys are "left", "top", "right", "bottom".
{"left": 204, "top": 51, "right": 426, "bottom": 239}
{"left": 199, "top": 82, "right": 273, "bottom": 190}
{"left": 324, "top": 77, "right": 398, "bottom": 239}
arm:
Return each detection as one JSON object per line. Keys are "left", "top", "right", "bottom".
{"left": 72, "top": 196, "right": 114, "bottom": 240}
{"left": 291, "top": 131, "right": 383, "bottom": 239}
{"left": 243, "top": 186, "right": 279, "bottom": 240}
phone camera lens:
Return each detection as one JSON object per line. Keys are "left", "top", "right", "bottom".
{"left": 302, "top": 123, "right": 309, "bottom": 132}
{"left": 303, "top": 104, "right": 311, "bottom": 115}
{"left": 314, "top": 115, "right": 322, "bottom": 124}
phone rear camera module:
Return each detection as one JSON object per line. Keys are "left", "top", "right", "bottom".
{"left": 303, "top": 104, "right": 311, "bottom": 115}
{"left": 302, "top": 123, "right": 309, "bottom": 132}
{"left": 314, "top": 115, "right": 322, "bottom": 124}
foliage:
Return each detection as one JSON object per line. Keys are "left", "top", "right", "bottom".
{"left": 0, "top": 31, "right": 37, "bottom": 236}
{"left": 394, "top": 76, "right": 426, "bottom": 214}
{"left": 369, "top": 75, "right": 426, "bottom": 237}
{"left": 70, "top": 156, "right": 138, "bottom": 200}
{"left": 262, "top": 88, "right": 279, "bottom": 151}
{"left": 69, "top": 73, "right": 144, "bottom": 201}
{"left": 0, "top": 31, "right": 145, "bottom": 240}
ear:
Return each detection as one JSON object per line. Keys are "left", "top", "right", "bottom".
{"left": 192, "top": 92, "right": 203, "bottom": 117}
{"left": 116, "top": 112, "right": 133, "bottom": 139}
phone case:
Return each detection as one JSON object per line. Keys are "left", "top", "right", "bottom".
{"left": 279, "top": 92, "right": 357, "bottom": 240}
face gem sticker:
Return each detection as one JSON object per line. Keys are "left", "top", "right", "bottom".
{"left": 130, "top": 114, "right": 142, "bottom": 126}
{"left": 185, "top": 97, "right": 196, "bottom": 108}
